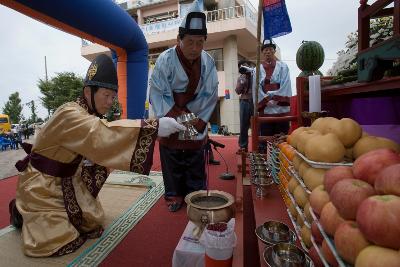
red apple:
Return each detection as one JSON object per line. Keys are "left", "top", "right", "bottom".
{"left": 309, "top": 185, "right": 330, "bottom": 216}
{"left": 311, "top": 221, "right": 323, "bottom": 244}
{"left": 308, "top": 246, "right": 324, "bottom": 267}
{"left": 355, "top": 245, "right": 400, "bottom": 267}
{"left": 319, "top": 202, "right": 345, "bottom": 236}
{"left": 374, "top": 163, "right": 400, "bottom": 196}
{"left": 321, "top": 240, "right": 338, "bottom": 267}
{"left": 330, "top": 179, "right": 375, "bottom": 220}
{"left": 324, "top": 166, "right": 354, "bottom": 193}
{"left": 353, "top": 148, "right": 400, "bottom": 185}
{"left": 334, "top": 221, "right": 370, "bottom": 264}
{"left": 356, "top": 195, "right": 400, "bottom": 249}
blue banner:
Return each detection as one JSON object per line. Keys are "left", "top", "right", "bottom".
{"left": 263, "top": 0, "right": 292, "bottom": 39}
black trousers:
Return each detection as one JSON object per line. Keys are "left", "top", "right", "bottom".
{"left": 239, "top": 99, "right": 254, "bottom": 150}
{"left": 159, "top": 144, "right": 206, "bottom": 198}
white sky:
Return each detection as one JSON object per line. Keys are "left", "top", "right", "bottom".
{"left": 0, "top": 0, "right": 360, "bottom": 119}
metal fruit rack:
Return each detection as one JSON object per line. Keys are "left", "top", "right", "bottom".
{"left": 266, "top": 141, "right": 281, "bottom": 184}
{"left": 273, "top": 141, "right": 353, "bottom": 267}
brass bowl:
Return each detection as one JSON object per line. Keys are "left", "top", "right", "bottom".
{"left": 262, "top": 221, "right": 290, "bottom": 243}
{"left": 272, "top": 243, "right": 306, "bottom": 267}
{"left": 255, "top": 225, "right": 296, "bottom": 245}
{"left": 185, "top": 190, "right": 235, "bottom": 238}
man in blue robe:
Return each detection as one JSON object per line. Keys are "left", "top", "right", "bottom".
{"left": 253, "top": 39, "right": 292, "bottom": 151}
{"left": 149, "top": 0, "right": 218, "bottom": 212}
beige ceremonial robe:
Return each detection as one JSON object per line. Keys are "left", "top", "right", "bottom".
{"left": 15, "top": 102, "right": 158, "bottom": 257}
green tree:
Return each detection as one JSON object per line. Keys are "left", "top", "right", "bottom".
{"left": 26, "top": 100, "right": 39, "bottom": 124}
{"left": 106, "top": 98, "right": 123, "bottom": 122}
{"left": 2, "top": 92, "right": 23, "bottom": 123}
{"left": 38, "top": 72, "right": 83, "bottom": 115}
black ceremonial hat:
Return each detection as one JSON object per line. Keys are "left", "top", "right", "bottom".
{"left": 178, "top": 0, "right": 207, "bottom": 36}
{"left": 84, "top": 54, "right": 118, "bottom": 91}
{"left": 262, "top": 39, "right": 276, "bottom": 50}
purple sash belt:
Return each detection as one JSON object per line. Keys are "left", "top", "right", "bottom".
{"left": 15, "top": 143, "right": 85, "bottom": 232}
{"left": 15, "top": 143, "right": 82, "bottom": 177}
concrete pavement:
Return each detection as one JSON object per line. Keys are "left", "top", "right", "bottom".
{"left": 0, "top": 137, "right": 33, "bottom": 180}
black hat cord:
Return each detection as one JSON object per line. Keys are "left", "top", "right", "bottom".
{"left": 90, "top": 88, "right": 103, "bottom": 118}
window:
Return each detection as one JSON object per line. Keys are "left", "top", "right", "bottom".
{"left": 144, "top": 11, "right": 178, "bottom": 24}
{"left": 207, "top": 49, "right": 224, "bottom": 71}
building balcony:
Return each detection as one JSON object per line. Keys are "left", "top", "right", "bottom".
{"left": 81, "top": 1, "right": 259, "bottom": 60}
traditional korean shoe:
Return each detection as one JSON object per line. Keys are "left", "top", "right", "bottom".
{"left": 208, "top": 159, "right": 220, "bottom": 165}
{"left": 167, "top": 202, "right": 183, "bottom": 212}
{"left": 165, "top": 196, "right": 183, "bottom": 212}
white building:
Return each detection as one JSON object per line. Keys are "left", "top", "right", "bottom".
{"left": 82, "top": 0, "right": 263, "bottom": 133}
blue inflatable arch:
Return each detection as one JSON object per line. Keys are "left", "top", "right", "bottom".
{"left": 0, "top": 0, "right": 148, "bottom": 119}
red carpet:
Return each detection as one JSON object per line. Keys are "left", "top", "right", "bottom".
{"left": 101, "top": 136, "right": 238, "bottom": 267}
{"left": 0, "top": 136, "right": 240, "bottom": 266}
{"left": 0, "top": 176, "right": 17, "bottom": 228}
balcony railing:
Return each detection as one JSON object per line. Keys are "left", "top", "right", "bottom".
{"left": 82, "top": 1, "right": 258, "bottom": 45}
{"left": 140, "top": 3, "right": 257, "bottom": 35}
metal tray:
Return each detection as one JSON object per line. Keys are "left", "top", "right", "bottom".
{"left": 255, "top": 224, "right": 297, "bottom": 245}
{"left": 295, "top": 150, "right": 353, "bottom": 169}
{"left": 263, "top": 245, "right": 314, "bottom": 267}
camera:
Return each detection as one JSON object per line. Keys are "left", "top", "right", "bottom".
{"left": 239, "top": 65, "right": 253, "bottom": 74}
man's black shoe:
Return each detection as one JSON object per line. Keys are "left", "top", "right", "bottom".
{"left": 209, "top": 159, "right": 220, "bottom": 165}
{"left": 9, "top": 199, "right": 23, "bottom": 228}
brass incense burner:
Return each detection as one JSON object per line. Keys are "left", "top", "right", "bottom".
{"left": 185, "top": 190, "right": 235, "bottom": 238}
{"left": 176, "top": 113, "right": 199, "bottom": 140}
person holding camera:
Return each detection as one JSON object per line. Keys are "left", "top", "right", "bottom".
{"left": 235, "top": 60, "right": 254, "bottom": 153}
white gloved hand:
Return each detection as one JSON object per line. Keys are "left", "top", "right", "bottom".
{"left": 158, "top": 117, "right": 187, "bottom": 137}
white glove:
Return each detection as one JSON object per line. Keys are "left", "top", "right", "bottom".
{"left": 158, "top": 117, "right": 186, "bottom": 137}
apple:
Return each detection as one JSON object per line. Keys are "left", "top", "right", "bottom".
{"left": 311, "top": 220, "right": 323, "bottom": 244}
{"left": 334, "top": 221, "right": 370, "bottom": 264}
{"left": 330, "top": 179, "right": 375, "bottom": 220}
{"left": 321, "top": 240, "right": 338, "bottom": 267}
{"left": 324, "top": 166, "right": 355, "bottom": 193}
{"left": 308, "top": 246, "right": 324, "bottom": 267}
{"left": 355, "top": 245, "right": 400, "bottom": 267}
{"left": 319, "top": 202, "right": 345, "bottom": 236}
{"left": 356, "top": 195, "right": 400, "bottom": 249}
{"left": 353, "top": 148, "right": 400, "bottom": 185}
{"left": 309, "top": 185, "right": 330, "bottom": 216}
{"left": 374, "top": 163, "right": 400, "bottom": 196}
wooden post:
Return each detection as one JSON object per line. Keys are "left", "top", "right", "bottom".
{"left": 251, "top": 0, "right": 263, "bottom": 152}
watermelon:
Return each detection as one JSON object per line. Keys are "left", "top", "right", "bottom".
{"left": 298, "top": 70, "right": 323, "bottom": 77}
{"left": 296, "top": 41, "right": 325, "bottom": 72}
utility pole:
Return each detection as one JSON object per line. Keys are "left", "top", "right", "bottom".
{"left": 44, "top": 56, "right": 48, "bottom": 82}
{"left": 44, "top": 56, "right": 50, "bottom": 117}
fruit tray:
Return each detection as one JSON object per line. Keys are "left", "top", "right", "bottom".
{"left": 276, "top": 145, "right": 312, "bottom": 194}
{"left": 287, "top": 165, "right": 312, "bottom": 194}
{"left": 309, "top": 206, "right": 352, "bottom": 267}
{"left": 284, "top": 187, "right": 311, "bottom": 229}
{"left": 295, "top": 150, "right": 353, "bottom": 169}
{"left": 286, "top": 208, "right": 309, "bottom": 252}
{"left": 310, "top": 234, "right": 330, "bottom": 267}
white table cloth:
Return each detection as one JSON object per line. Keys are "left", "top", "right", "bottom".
{"left": 172, "top": 221, "right": 205, "bottom": 267}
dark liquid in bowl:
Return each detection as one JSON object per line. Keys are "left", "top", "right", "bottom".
{"left": 192, "top": 196, "right": 228, "bottom": 208}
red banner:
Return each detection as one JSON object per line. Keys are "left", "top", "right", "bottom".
{"left": 263, "top": 0, "right": 281, "bottom": 7}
